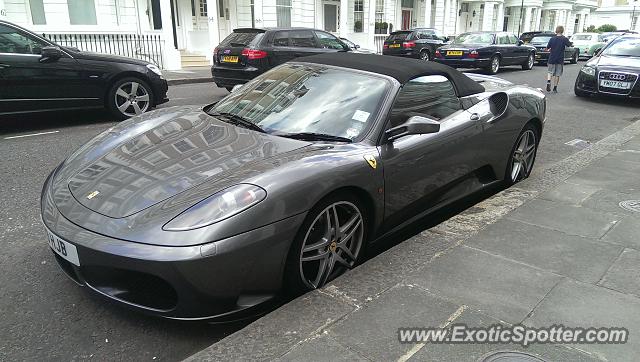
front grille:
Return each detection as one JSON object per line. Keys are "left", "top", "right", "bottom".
{"left": 598, "top": 71, "right": 639, "bottom": 95}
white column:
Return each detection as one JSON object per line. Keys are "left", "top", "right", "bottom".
{"left": 160, "top": 0, "right": 182, "bottom": 70}
{"left": 482, "top": 2, "right": 494, "bottom": 31}
{"left": 565, "top": 10, "right": 573, "bottom": 35}
{"left": 435, "top": 0, "right": 445, "bottom": 33}
{"left": 522, "top": 7, "right": 532, "bottom": 32}
{"left": 443, "top": 0, "right": 451, "bottom": 34}
{"left": 535, "top": 7, "right": 542, "bottom": 31}
{"left": 497, "top": 2, "right": 505, "bottom": 31}
{"left": 424, "top": 0, "right": 432, "bottom": 27}
{"left": 367, "top": 0, "right": 376, "bottom": 49}
{"left": 208, "top": 0, "right": 221, "bottom": 62}
{"left": 339, "top": 0, "right": 349, "bottom": 37}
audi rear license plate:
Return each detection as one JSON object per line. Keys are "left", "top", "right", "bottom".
{"left": 600, "top": 79, "right": 632, "bottom": 90}
{"left": 46, "top": 227, "right": 80, "bottom": 266}
{"left": 221, "top": 55, "right": 239, "bottom": 63}
{"left": 447, "top": 50, "right": 463, "bottom": 56}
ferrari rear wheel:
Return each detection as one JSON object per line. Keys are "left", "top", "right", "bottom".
{"left": 284, "top": 194, "right": 366, "bottom": 293}
{"left": 505, "top": 123, "right": 539, "bottom": 184}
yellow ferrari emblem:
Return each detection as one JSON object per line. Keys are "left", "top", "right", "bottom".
{"left": 86, "top": 190, "right": 100, "bottom": 200}
{"left": 364, "top": 155, "right": 377, "bottom": 170}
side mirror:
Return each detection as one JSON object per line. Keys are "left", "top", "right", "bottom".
{"left": 231, "top": 84, "right": 243, "bottom": 93}
{"left": 40, "top": 46, "right": 62, "bottom": 62}
{"left": 385, "top": 115, "right": 440, "bottom": 142}
{"left": 355, "top": 44, "right": 361, "bottom": 49}
{"left": 518, "top": 40, "right": 524, "bottom": 45}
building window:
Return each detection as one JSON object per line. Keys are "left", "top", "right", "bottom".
{"left": 67, "top": 0, "right": 97, "bottom": 25}
{"left": 375, "top": 0, "right": 385, "bottom": 34}
{"left": 29, "top": 0, "right": 47, "bottom": 25}
{"left": 276, "top": 0, "right": 292, "bottom": 27}
{"left": 199, "top": 0, "right": 208, "bottom": 17}
{"left": 401, "top": 0, "right": 413, "bottom": 8}
{"left": 150, "top": 0, "right": 162, "bottom": 29}
{"left": 354, "top": 0, "right": 364, "bottom": 32}
{"left": 492, "top": 4, "right": 498, "bottom": 30}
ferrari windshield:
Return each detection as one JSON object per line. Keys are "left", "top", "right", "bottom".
{"left": 453, "top": 33, "right": 494, "bottom": 45}
{"left": 208, "top": 64, "right": 390, "bottom": 140}
{"left": 602, "top": 38, "right": 640, "bottom": 57}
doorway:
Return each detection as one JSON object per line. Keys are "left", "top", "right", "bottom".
{"left": 217, "top": 0, "right": 230, "bottom": 40}
{"left": 401, "top": 10, "right": 412, "bottom": 30}
{"left": 324, "top": 3, "right": 338, "bottom": 32}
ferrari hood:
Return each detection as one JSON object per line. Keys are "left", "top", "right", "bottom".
{"left": 63, "top": 107, "right": 308, "bottom": 218}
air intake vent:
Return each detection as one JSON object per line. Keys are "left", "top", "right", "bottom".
{"left": 488, "top": 92, "right": 509, "bottom": 118}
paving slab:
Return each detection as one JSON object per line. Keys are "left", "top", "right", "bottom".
{"left": 599, "top": 248, "right": 640, "bottom": 298}
{"left": 277, "top": 334, "right": 367, "bottom": 362}
{"left": 524, "top": 279, "right": 640, "bottom": 362}
{"left": 538, "top": 182, "right": 601, "bottom": 206}
{"left": 621, "top": 137, "right": 640, "bottom": 150}
{"left": 185, "top": 291, "right": 355, "bottom": 361}
{"left": 601, "top": 216, "right": 640, "bottom": 250}
{"left": 406, "top": 246, "right": 563, "bottom": 324}
{"left": 326, "top": 285, "right": 461, "bottom": 360}
{"left": 409, "top": 308, "right": 599, "bottom": 362}
{"left": 507, "top": 199, "right": 621, "bottom": 239}
{"left": 467, "top": 219, "right": 623, "bottom": 283}
{"left": 582, "top": 189, "right": 640, "bottom": 217}
{"left": 566, "top": 165, "right": 640, "bottom": 194}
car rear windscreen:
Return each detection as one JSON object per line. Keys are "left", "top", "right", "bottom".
{"left": 220, "top": 31, "right": 263, "bottom": 47}
{"left": 386, "top": 32, "right": 412, "bottom": 41}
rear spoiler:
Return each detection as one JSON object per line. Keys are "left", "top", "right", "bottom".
{"left": 233, "top": 28, "right": 267, "bottom": 33}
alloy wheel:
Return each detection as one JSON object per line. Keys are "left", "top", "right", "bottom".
{"left": 114, "top": 81, "right": 150, "bottom": 117}
{"left": 527, "top": 54, "right": 534, "bottom": 69}
{"left": 420, "top": 50, "right": 430, "bottom": 61}
{"left": 298, "top": 201, "right": 364, "bottom": 289}
{"left": 510, "top": 130, "right": 537, "bottom": 182}
{"left": 491, "top": 57, "right": 500, "bottom": 73}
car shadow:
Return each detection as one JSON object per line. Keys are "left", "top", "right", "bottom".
{"left": 0, "top": 110, "right": 116, "bottom": 136}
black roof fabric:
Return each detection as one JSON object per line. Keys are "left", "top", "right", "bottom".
{"left": 297, "top": 52, "right": 485, "bottom": 97}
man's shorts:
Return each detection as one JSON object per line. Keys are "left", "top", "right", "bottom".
{"left": 548, "top": 63, "right": 564, "bottom": 76}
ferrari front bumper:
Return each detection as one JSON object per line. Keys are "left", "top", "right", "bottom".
{"left": 41, "top": 175, "right": 305, "bottom": 321}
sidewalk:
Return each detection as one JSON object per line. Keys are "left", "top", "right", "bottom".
{"left": 188, "top": 119, "right": 640, "bottom": 362}
{"left": 164, "top": 66, "right": 212, "bottom": 86}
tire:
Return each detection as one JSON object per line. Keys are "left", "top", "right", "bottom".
{"left": 522, "top": 53, "right": 534, "bottom": 70}
{"left": 107, "top": 77, "right": 154, "bottom": 121}
{"left": 419, "top": 49, "right": 431, "bottom": 61}
{"left": 486, "top": 55, "right": 500, "bottom": 75}
{"left": 570, "top": 51, "right": 578, "bottom": 64}
{"left": 574, "top": 84, "right": 588, "bottom": 98}
{"left": 504, "top": 122, "right": 539, "bottom": 185}
{"left": 283, "top": 192, "right": 368, "bottom": 295}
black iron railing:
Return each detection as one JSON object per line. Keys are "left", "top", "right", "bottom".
{"left": 42, "top": 33, "right": 165, "bottom": 68}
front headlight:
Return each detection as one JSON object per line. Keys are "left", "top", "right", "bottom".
{"left": 146, "top": 64, "right": 163, "bottom": 77}
{"left": 580, "top": 66, "right": 596, "bottom": 77}
{"left": 163, "top": 184, "right": 267, "bottom": 231}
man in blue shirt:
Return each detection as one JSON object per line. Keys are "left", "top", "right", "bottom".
{"left": 546, "top": 26, "right": 572, "bottom": 93}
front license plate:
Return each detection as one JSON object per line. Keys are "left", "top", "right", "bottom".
{"left": 389, "top": 44, "right": 400, "bottom": 48}
{"left": 600, "top": 79, "right": 632, "bottom": 89}
{"left": 447, "top": 50, "right": 463, "bottom": 56}
{"left": 46, "top": 228, "right": 80, "bottom": 266}
{"left": 221, "top": 55, "right": 239, "bottom": 63}
{"left": 535, "top": 54, "right": 541, "bottom": 59}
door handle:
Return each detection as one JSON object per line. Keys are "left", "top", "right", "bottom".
{"left": 470, "top": 113, "right": 480, "bottom": 121}
{"left": 0, "top": 64, "right": 10, "bottom": 69}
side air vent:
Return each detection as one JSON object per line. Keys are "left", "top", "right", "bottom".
{"left": 488, "top": 92, "right": 509, "bottom": 118}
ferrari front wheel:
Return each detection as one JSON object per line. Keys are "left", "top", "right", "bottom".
{"left": 284, "top": 194, "right": 366, "bottom": 294}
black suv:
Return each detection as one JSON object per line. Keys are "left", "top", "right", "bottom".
{"left": 382, "top": 28, "right": 448, "bottom": 61}
{"left": 211, "top": 27, "right": 350, "bottom": 90}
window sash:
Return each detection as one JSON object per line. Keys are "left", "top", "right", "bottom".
{"left": 67, "top": 0, "right": 97, "bottom": 25}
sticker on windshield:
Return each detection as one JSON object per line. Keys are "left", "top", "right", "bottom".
{"left": 346, "top": 128, "right": 360, "bottom": 139}
{"left": 352, "top": 110, "right": 370, "bottom": 123}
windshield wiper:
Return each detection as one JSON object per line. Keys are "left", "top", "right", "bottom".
{"left": 280, "top": 132, "right": 353, "bottom": 143}
{"left": 210, "top": 111, "right": 266, "bottom": 133}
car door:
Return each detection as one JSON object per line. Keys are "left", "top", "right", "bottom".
{"left": 497, "top": 33, "right": 516, "bottom": 65}
{"left": 510, "top": 33, "right": 529, "bottom": 63}
{"left": 378, "top": 75, "right": 483, "bottom": 230}
{"left": 314, "top": 30, "right": 348, "bottom": 53}
{"left": 267, "top": 29, "right": 322, "bottom": 66}
{"left": 0, "top": 23, "right": 85, "bottom": 114}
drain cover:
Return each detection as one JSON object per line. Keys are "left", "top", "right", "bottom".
{"left": 479, "top": 351, "right": 547, "bottom": 362}
{"left": 619, "top": 200, "right": 640, "bottom": 213}
{"left": 565, "top": 139, "right": 591, "bottom": 149}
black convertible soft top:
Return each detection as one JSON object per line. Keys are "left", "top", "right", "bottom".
{"left": 297, "top": 52, "right": 485, "bottom": 97}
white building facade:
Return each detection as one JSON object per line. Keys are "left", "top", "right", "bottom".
{"left": 593, "top": 0, "right": 639, "bottom": 32}
{"left": 0, "top": 0, "right": 609, "bottom": 69}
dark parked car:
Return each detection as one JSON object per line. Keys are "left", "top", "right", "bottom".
{"left": 0, "top": 20, "right": 168, "bottom": 120}
{"left": 434, "top": 31, "right": 536, "bottom": 74}
{"left": 519, "top": 31, "right": 545, "bottom": 44}
{"left": 529, "top": 33, "right": 579, "bottom": 64}
{"left": 41, "top": 52, "right": 546, "bottom": 320}
{"left": 382, "top": 28, "right": 448, "bottom": 61}
{"left": 211, "top": 27, "right": 350, "bottom": 91}
{"left": 575, "top": 35, "right": 640, "bottom": 98}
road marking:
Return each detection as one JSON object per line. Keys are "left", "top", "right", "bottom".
{"left": 4, "top": 130, "right": 59, "bottom": 140}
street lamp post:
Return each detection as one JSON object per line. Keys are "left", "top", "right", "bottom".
{"left": 517, "top": 0, "right": 525, "bottom": 36}
{"left": 632, "top": 1, "right": 638, "bottom": 31}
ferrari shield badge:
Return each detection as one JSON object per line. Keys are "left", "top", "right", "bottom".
{"left": 364, "top": 155, "right": 377, "bottom": 170}
{"left": 86, "top": 190, "right": 100, "bottom": 200}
